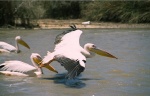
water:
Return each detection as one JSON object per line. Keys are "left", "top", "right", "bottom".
{"left": 0, "top": 28, "right": 150, "bottom": 96}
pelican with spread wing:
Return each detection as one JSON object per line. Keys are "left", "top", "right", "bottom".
{"left": 39, "top": 25, "right": 117, "bottom": 79}
{"left": 0, "top": 53, "right": 58, "bottom": 77}
{"left": 0, "top": 36, "right": 30, "bottom": 53}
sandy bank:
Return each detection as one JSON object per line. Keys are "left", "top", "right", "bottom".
{"left": 32, "top": 19, "right": 150, "bottom": 29}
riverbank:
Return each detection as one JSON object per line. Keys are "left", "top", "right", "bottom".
{"left": 0, "top": 19, "right": 150, "bottom": 29}
{"left": 32, "top": 19, "right": 150, "bottom": 29}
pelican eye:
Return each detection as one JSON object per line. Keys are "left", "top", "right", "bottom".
{"left": 36, "top": 56, "right": 42, "bottom": 60}
{"left": 82, "top": 60, "right": 86, "bottom": 63}
{"left": 92, "top": 45, "right": 96, "bottom": 48}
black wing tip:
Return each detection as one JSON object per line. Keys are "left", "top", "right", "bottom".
{"left": 0, "top": 64, "right": 5, "bottom": 69}
{"left": 54, "top": 24, "right": 78, "bottom": 45}
{"left": 69, "top": 24, "right": 77, "bottom": 31}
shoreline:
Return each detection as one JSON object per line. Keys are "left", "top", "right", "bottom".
{"left": 1, "top": 19, "right": 150, "bottom": 29}
{"left": 36, "top": 23, "right": 150, "bottom": 29}
{"left": 34, "top": 19, "right": 150, "bottom": 29}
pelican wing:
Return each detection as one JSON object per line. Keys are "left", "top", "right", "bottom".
{"left": 0, "top": 42, "right": 16, "bottom": 51}
{"left": 55, "top": 55, "right": 85, "bottom": 79}
{"left": 0, "top": 60, "right": 36, "bottom": 74}
{"left": 54, "top": 25, "right": 82, "bottom": 51}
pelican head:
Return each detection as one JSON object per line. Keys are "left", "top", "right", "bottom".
{"left": 15, "top": 36, "right": 30, "bottom": 53}
{"left": 31, "top": 53, "right": 58, "bottom": 73}
{"left": 84, "top": 43, "right": 118, "bottom": 59}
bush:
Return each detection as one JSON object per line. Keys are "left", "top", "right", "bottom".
{"left": 44, "top": 1, "right": 81, "bottom": 19}
{"left": 81, "top": 1, "right": 150, "bottom": 23}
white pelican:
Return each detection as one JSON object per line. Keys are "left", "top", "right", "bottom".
{"left": 0, "top": 36, "right": 30, "bottom": 53}
{"left": 82, "top": 21, "right": 90, "bottom": 25}
{"left": 0, "top": 53, "right": 58, "bottom": 77}
{"left": 39, "top": 24, "right": 117, "bottom": 79}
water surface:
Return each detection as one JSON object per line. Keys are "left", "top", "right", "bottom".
{"left": 0, "top": 28, "right": 150, "bottom": 96}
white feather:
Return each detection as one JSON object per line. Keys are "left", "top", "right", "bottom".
{"left": 0, "top": 36, "right": 30, "bottom": 53}
{"left": 41, "top": 25, "right": 117, "bottom": 79}
{"left": 41, "top": 28, "right": 86, "bottom": 79}
{"left": 54, "top": 30, "right": 82, "bottom": 51}
{"left": 0, "top": 53, "right": 43, "bottom": 77}
{"left": 82, "top": 21, "right": 90, "bottom": 25}
{"left": 0, "top": 60, "right": 36, "bottom": 73}
{"left": 0, "top": 42, "right": 16, "bottom": 51}
{"left": 0, "top": 60, "right": 36, "bottom": 77}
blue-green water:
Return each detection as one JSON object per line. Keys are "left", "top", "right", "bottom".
{"left": 0, "top": 28, "right": 150, "bottom": 96}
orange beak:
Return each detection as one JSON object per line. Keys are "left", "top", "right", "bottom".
{"left": 33, "top": 57, "right": 58, "bottom": 73}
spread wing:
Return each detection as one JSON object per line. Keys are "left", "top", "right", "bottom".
{"left": 55, "top": 55, "right": 85, "bottom": 79}
{"left": 54, "top": 25, "right": 82, "bottom": 51}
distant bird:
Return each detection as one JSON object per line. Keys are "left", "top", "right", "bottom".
{"left": 0, "top": 36, "right": 30, "bottom": 53}
{"left": 82, "top": 21, "right": 90, "bottom": 25}
{"left": 39, "top": 24, "right": 117, "bottom": 79}
{"left": 0, "top": 53, "right": 58, "bottom": 77}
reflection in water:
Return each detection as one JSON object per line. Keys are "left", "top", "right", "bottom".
{"left": 43, "top": 73, "right": 104, "bottom": 88}
{"left": 43, "top": 73, "right": 86, "bottom": 88}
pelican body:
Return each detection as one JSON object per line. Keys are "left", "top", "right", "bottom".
{"left": 0, "top": 36, "right": 30, "bottom": 53}
{"left": 40, "top": 25, "right": 117, "bottom": 79}
{"left": 0, "top": 53, "right": 58, "bottom": 77}
{"left": 82, "top": 21, "right": 90, "bottom": 25}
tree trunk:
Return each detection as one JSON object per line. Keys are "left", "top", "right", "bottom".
{"left": 0, "top": 1, "right": 14, "bottom": 26}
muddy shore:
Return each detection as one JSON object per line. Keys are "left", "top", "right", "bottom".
{"left": 1, "top": 19, "right": 149, "bottom": 29}
{"left": 33, "top": 19, "right": 150, "bottom": 29}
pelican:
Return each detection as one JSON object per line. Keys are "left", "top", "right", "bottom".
{"left": 82, "top": 21, "right": 90, "bottom": 25}
{"left": 39, "top": 24, "right": 117, "bottom": 79}
{"left": 0, "top": 36, "right": 30, "bottom": 53}
{"left": 0, "top": 53, "right": 58, "bottom": 77}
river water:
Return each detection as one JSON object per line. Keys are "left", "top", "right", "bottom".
{"left": 0, "top": 28, "right": 150, "bottom": 96}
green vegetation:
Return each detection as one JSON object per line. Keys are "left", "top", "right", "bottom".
{"left": 43, "top": 1, "right": 81, "bottom": 19}
{"left": 81, "top": 1, "right": 150, "bottom": 23}
{"left": 0, "top": 1, "right": 149, "bottom": 27}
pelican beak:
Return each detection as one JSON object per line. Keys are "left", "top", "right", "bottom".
{"left": 41, "top": 63, "right": 58, "bottom": 73}
{"left": 38, "top": 61, "right": 58, "bottom": 73}
{"left": 18, "top": 39, "right": 30, "bottom": 49}
{"left": 90, "top": 48, "right": 118, "bottom": 59}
